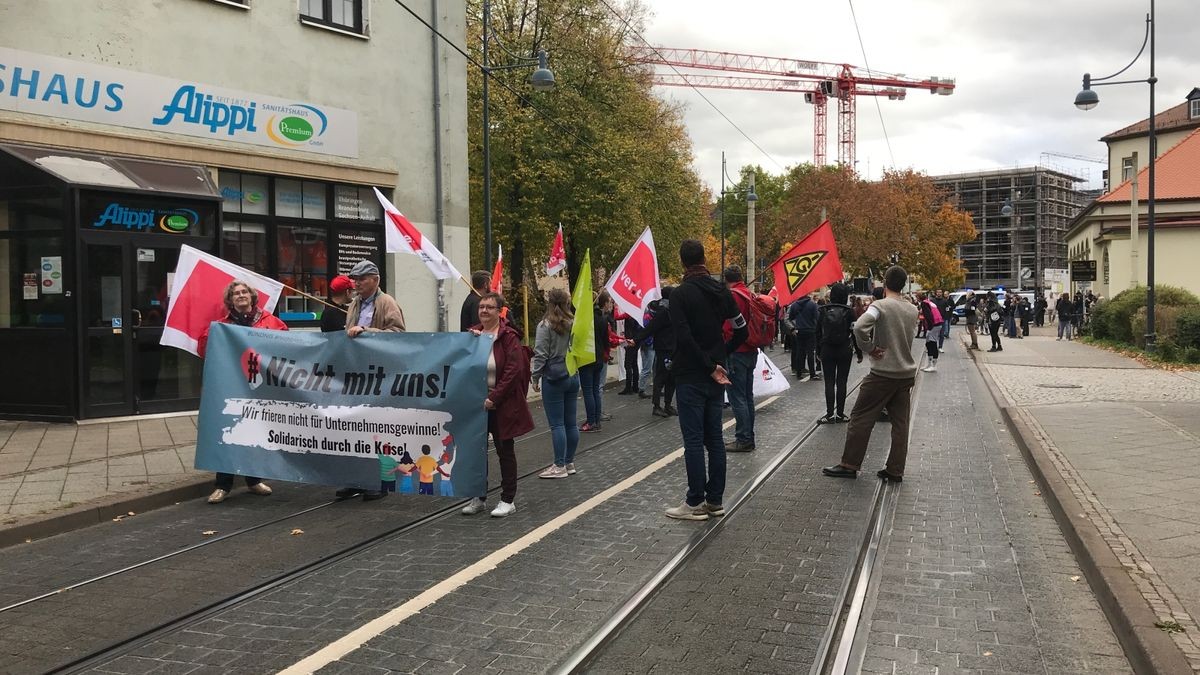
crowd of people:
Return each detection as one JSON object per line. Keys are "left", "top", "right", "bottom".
{"left": 200, "top": 244, "right": 1101, "bottom": 525}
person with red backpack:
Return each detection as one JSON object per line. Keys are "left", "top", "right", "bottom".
{"left": 722, "top": 266, "right": 772, "bottom": 452}
{"left": 917, "top": 291, "right": 943, "bottom": 373}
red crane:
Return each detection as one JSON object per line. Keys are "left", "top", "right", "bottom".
{"left": 630, "top": 46, "right": 955, "bottom": 168}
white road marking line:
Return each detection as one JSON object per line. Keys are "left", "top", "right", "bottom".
{"left": 279, "top": 395, "right": 780, "bottom": 674}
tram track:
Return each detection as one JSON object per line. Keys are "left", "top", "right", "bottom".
{"left": 41, "top": 412, "right": 669, "bottom": 675}
{"left": 559, "top": 363, "right": 928, "bottom": 675}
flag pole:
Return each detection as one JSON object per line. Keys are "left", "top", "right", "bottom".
{"left": 280, "top": 284, "right": 339, "bottom": 311}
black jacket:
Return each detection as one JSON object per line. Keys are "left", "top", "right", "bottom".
{"left": 788, "top": 296, "right": 819, "bottom": 333}
{"left": 635, "top": 300, "right": 676, "bottom": 354}
{"left": 670, "top": 274, "right": 746, "bottom": 384}
{"left": 459, "top": 293, "right": 480, "bottom": 332}
{"left": 815, "top": 303, "right": 861, "bottom": 358}
{"left": 319, "top": 302, "right": 348, "bottom": 333}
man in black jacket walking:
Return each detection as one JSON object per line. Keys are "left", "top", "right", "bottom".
{"left": 665, "top": 240, "right": 747, "bottom": 521}
{"left": 633, "top": 288, "right": 677, "bottom": 417}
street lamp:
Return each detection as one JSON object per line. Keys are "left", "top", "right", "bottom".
{"left": 481, "top": 0, "right": 555, "bottom": 270}
{"left": 746, "top": 174, "right": 758, "bottom": 283}
{"left": 717, "top": 152, "right": 758, "bottom": 271}
{"left": 1074, "top": 2, "right": 1157, "bottom": 349}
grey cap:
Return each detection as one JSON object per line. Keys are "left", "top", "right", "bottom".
{"left": 348, "top": 260, "right": 380, "bottom": 278}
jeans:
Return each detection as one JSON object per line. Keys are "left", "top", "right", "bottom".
{"left": 1006, "top": 314, "right": 1018, "bottom": 337}
{"left": 653, "top": 352, "right": 676, "bottom": 409}
{"left": 1058, "top": 318, "right": 1073, "bottom": 340}
{"left": 639, "top": 344, "right": 654, "bottom": 391}
{"left": 820, "top": 349, "right": 852, "bottom": 416}
{"left": 214, "top": 473, "right": 261, "bottom": 491}
{"left": 579, "top": 361, "right": 604, "bottom": 425}
{"left": 727, "top": 350, "right": 757, "bottom": 444}
{"left": 938, "top": 317, "right": 950, "bottom": 348}
{"left": 542, "top": 374, "right": 580, "bottom": 466}
{"left": 792, "top": 332, "right": 816, "bottom": 376}
{"left": 676, "top": 381, "right": 727, "bottom": 506}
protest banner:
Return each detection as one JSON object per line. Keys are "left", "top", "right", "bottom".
{"left": 196, "top": 324, "right": 491, "bottom": 495}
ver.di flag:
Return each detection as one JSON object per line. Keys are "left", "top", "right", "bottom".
{"left": 546, "top": 224, "right": 566, "bottom": 276}
{"left": 604, "top": 227, "right": 661, "bottom": 326}
{"left": 769, "top": 220, "right": 844, "bottom": 306}
{"left": 160, "top": 244, "right": 284, "bottom": 357}
{"left": 567, "top": 249, "right": 596, "bottom": 375}
{"left": 373, "top": 187, "right": 462, "bottom": 281}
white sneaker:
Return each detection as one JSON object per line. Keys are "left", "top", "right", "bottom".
{"left": 922, "top": 364, "right": 937, "bottom": 373}
{"left": 665, "top": 501, "right": 709, "bottom": 521}
{"left": 565, "top": 463, "right": 577, "bottom": 475}
{"left": 207, "top": 489, "right": 227, "bottom": 504}
{"left": 461, "top": 497, "right": 486, "bottom": 515}
{"left": 539, "top": 465, "right": 569, "bottom": 479}
{"left": 490, "top": 500, "right": 516, "bottom": 517}
{"left": 939, "top": 347, "right": 946, "bottom": 353}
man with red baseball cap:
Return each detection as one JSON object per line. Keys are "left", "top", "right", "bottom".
{"left": 320, "top": 274, "right": 354, "bottom": 333}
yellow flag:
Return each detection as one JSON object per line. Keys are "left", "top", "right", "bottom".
{"left": 567, "top": 249, "right": 596, "bottom": 375}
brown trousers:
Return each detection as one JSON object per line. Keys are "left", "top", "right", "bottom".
{"left": 840, "top": 372, "right": 915, "bottom": 476}
{"left": 966, "top": 322, "right": 979, "bottom": 349}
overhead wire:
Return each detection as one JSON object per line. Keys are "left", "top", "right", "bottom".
{"left": 592, "top": 0, "right": 787, "bottom": 173}
{"left": 847, "top": 0, "right": 896, "bottom": 172}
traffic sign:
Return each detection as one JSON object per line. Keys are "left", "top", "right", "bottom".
{"left": 1069, "top": 260, "right": 1097, "bottom": 282}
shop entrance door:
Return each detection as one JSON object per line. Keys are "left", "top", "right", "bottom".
{"left": 81, "top": 239, "right": 205, "bottom": 418}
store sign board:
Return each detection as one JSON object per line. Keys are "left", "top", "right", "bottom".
{"left": 41, "top": 256, "right": 62, "bottom": 294}
{"left": 336, "top": 230, "right": 381, "bottom": 275}
{"left": 0, "top": 47, "right": 359, "bottom": 158}
{"left": 80, "top": 192, "right": 217, "bottom": 235}
{"left": 1069, "top": 260, "right": 1097, "bottom": 282}
{"left": 334, "top": 186, "right": 382, "bottom": 222}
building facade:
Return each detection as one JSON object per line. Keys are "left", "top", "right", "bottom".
{"left": 933, "top": 167, "right": 1088, "bottom": 290}
{"left": 0, "top": 0, "right": 469, "bottom": 420}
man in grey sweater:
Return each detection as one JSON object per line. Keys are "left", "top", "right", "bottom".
{"left": 822, "top": 266, "right": 918, "bottom": 482}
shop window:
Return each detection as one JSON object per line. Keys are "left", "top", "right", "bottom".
{"left": 219, "top": 172, "right": 269, "bottom": 215}
{"left": 278, "top": 225, "right": 328, "bottom": 318}
{"left": 301, "top": 0, "right": 364, "bottom": 34}
{"left": 276, "top": 179, "right": 327, "bottom": 220}
{"left": 222, "top": 221, "right": 268, "bottom": 274}
{"left": 0, "top": 191, "right": 64, "bottom": 232}
{"left": 0, "top": 236, "right": 67, "bottom": 328}
{"left": 334, "top": 185, "right": 383, "bottom": 222}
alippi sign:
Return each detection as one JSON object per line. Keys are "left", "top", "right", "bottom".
{"left": 80, "top": 193, "right": 217, "bottom": 235}
{"left": 0, "top": 47, "right": 358, "bottom": 158}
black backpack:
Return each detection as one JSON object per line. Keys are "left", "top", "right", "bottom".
{"left": 820, "top": 305, "right": 852, "bottom": 349}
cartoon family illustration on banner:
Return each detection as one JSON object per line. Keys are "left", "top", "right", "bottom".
{"left": 376, "top": 433, "right": 458, "bottom": 497}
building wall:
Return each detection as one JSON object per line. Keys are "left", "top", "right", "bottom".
{"left": 1068, "top": 201, "right": 1200, "bottom": 300}
{"left": 0, "top": 0, "right": 469, "bottom": 331}
{"left": 933, "top": 167, "right": 1088, "bottom": 290}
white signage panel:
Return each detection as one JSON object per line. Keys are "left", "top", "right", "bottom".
{"left": 0, "top": 47, "right": 359, "bottom": 158}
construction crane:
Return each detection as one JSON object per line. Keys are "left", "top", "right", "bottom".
{"left": 650, "top": 73, "right": 906, "bottom": 167}
{"left": 630, "top": 46, "right": 955, "bottom": 168}
{"left": 1039, "top": 151, "right": 1105, "bottom": 164}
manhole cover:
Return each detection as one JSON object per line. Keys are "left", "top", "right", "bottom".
{"left": 1037, "top": 383, "right": 1083, "bottom": 389}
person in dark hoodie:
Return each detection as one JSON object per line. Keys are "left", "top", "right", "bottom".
{"left": 633, "top": 287, "right": 677, "bottom": 418}
{"left": 815, "top": 283, "right": 863, "bottom": 423}
{"left": 665, "top": 239, "right": 747, "bottom": 521}
{"left": 788, "top": 293, "right": 820, "bottom": 381}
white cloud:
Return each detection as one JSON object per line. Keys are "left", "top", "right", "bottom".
{"left": 640, "top": 0, "right": 1198, "bottom": 189}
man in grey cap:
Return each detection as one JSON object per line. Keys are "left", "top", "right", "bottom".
{"left": 345, "top": 260, "right": 406, "bottom": 337}
{"left": 340, "top": 260, "right": 405, "bottom": 501}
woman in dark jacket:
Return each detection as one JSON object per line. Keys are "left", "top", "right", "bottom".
{"left": 815, "top": 283, "right": 862, "bottom": 423}
{"left": 986, "top": 292, "right": 1004, "bottom": 352}
{"left": 461, "top": 292, "right": 534, "bottom": 518}
{"left": 634, "top": 286, "right": 677, "bottom": 417}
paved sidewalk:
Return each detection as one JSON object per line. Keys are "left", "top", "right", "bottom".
{"left": 0, "top": 415, "right": 204, "bottom": 528}
{"left": 967, "top": 324, "right": 1200, "bottom": 672}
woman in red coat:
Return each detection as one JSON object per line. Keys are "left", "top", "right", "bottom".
{"left": 199, "top": 280, "right": 288, "bottom": 504}
{"left": 461, "top": 292, "right": 534, "bottom": 518}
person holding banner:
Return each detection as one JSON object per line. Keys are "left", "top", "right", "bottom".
{"left": 345, "top": 260, "right": 405, "bottom": 337}
{"left": 531, "top": 289, "right": 580, "bottom": 479}
{"left": 203, "top": 280, "right": 286, "bottom": 504}
{"left": 462, "top": 292, "right": 534, "bottom": 517}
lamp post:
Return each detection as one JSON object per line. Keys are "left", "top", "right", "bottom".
{"left": 746, "top": 173, "right": 758, "bottom": 283}
{"left": 481, "top": 0, "right": 555, "bottom": 270}
{"left": 1075, "top": 1, "right": 1156, "bottom": 349}
{"left": 1001, "top": 191, "right": 1034, "bottom": 291}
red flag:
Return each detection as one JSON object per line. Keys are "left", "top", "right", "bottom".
{"left": 490, "top": 244, "right": 503, "bottom": 293}
{"left": 546, "top": 224, "right": 566, "bottom": 276}
{"left": 161, "top": 245, "right": 284, "bottom": 356}
{"left": 769, "top": 220, "right": 844, "bottom": 306}
{"left": 603, "top": 227, "right": 661, "bottom": 326}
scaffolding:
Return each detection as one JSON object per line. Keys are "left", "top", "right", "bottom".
{"left": 932, "top": 167, "right": 1090, "bottom": 290}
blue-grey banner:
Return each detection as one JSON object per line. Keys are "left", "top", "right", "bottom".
{"left": 196, "top": 324, "right": 490, "bottom": 495}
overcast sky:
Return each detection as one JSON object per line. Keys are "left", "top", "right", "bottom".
{"left": 639, "top": 0, "right": 1197, "bottom": 192}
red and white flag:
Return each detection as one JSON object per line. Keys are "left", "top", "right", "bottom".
{"left": 546, "top": 224, "right": 566, "bottom": 276}
{"left": 490, "top": 244, "right": 503, "bottom": 293}
{"left": 604, "top": 227, "right": 661, "bottom": 326}
{"left": 160, "top": 245, "right": 284, "bottom": 356}
{"left": 373, "top": 187, "right": 462, "bottom": 281}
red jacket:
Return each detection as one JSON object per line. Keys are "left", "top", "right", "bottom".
{"left": 197, "top": 311, "right": 288, "bottom": 358}
{"left": 474, "top": 321, "right": 535, "bottom": 441}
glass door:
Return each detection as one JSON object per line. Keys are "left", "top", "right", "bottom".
{"left": 132, "top": 244, "right": 202, "bottom": 413}
{"left": 82, "top": 243, "right": 133, "bottom": 417}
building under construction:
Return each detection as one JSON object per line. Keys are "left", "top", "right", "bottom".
{"left": 932, "top": 167, "right": 1090, "bottom": 290}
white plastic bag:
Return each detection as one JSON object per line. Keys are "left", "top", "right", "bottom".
{"left": 753, "top": 349, "right": 791, "bottom": 398}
